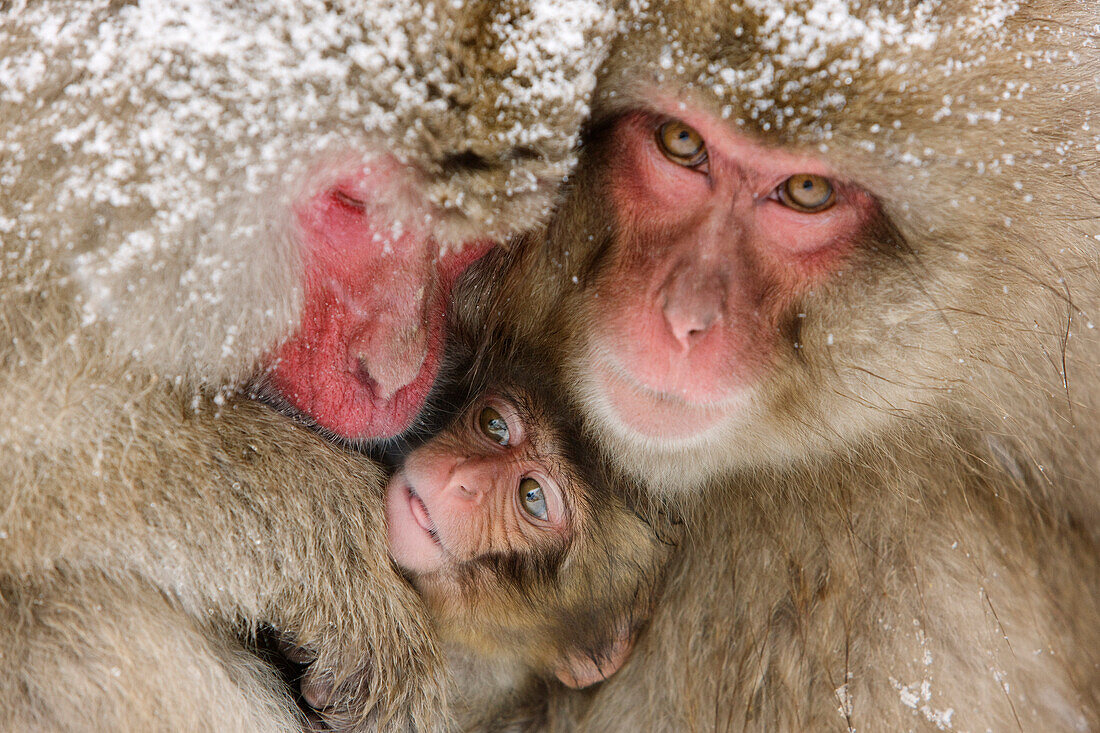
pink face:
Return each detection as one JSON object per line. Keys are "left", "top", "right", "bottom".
{"left": 583, "top": 105, "right": 877, "bottom": 441}
{"left": 269, "top": 159, "right": 494, "bottom": 439}
{"left": 385, "top": 398, "right": 571, "bottom": 575}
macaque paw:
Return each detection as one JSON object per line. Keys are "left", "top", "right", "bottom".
{"left": 275, "top": 638, "right": 330, "bottom": 708}
{"left": 279, "top": 625, "right": 443, "bottom": 733}
{"left": 270, "top": 157, "right": 494, "bottom": 440}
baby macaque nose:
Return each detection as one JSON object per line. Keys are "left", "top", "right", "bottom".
{"left": 446, "top": 460, "right": 492, "bottom": 502}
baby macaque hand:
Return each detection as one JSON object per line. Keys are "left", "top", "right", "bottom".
{"left": 279, "top": 634, "right": 409, "bottom": 733}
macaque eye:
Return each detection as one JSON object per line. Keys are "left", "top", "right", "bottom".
{"left": 518, "top": 477, "right": 549, "bottom": 521}
{"left": 331, "top": 189, "right": 367, "bottom": 210}
{"left": 778, "top": 174, "right": 836, "bottom": 212}
{"left": 478, "top": 406, "right": 510, "bottom": 446}
{"left": 656, "top": 121, "right": 708, "bottom": 167}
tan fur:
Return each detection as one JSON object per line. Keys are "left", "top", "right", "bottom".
{"left": 404, "top": 342, "right": 677, "bottom": 731}
{"left": 542, "top": 442, "right": 1100, "bottom": 731}
{"left": 0, "top": 1, "right": 615, "bottom": 729}
{"left": 456, "top": 0, "right": 1100, "bottom": 728}
{"left": 0, "top": 310, "right": 444, "bottom": 729}
{"left": 1, "top": 574, "right": 301, "bottom": 732}
{"left": 0, "top": 0, "right": 612, "bottom": 389}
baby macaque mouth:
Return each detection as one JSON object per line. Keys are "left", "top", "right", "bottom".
{"left": 407, "top": 487, "right": 441, "bottom": 546}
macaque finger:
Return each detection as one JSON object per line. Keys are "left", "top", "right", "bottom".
{"left": 301, "top": 672, "right": 336, "bottom": 712}
{"left": 276, "top": 637, "right": 319, "bottom": 667}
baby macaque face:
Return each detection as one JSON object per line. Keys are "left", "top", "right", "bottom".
{"left": 383, "top": 381, "right": 672, "bottom": 690}
{"left": 386, "top": 394, "right": 574, "bottom": 576}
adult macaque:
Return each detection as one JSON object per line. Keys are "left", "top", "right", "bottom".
{"left": 299, "top": 360, "right": 673, "bottom": 730}
{"left": 0, "top": 1, "right": 613, "bottom": 730}
{"left": 457, "top": 0, "right": 1100, "bottom": 729}
{"left": 1, "top": 0, "right": 611, "bottom": 440}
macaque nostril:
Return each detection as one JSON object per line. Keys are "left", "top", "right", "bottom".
{"left": 451, "top": 477, "right": 481, "bottom": 499}
{"left": 659, "top": 265, "right": 725, "bottom": 352}
{"left": 663, "top": 305, "right": 718, "bottom": 351}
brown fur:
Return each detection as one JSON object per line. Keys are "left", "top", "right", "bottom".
{"left": 0, "top": 1, "right": 615, "bottom": 729}
{"left": 455, "top": 0, "right": 1100, "bottom": 728}
{"left": 409, "top": 338, "right": 678, "bottom": 731}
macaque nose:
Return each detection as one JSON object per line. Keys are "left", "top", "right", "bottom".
{"left": 444, "top": 459, "right": 493, "bottom": 503}
{"left": 660, "top": 265, "right": 726, "bottom": 351}
{"left": 354, "top": 323, "right": 429, "bottom": 400}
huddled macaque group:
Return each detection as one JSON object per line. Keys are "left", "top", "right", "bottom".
{"left": 2, "top": 0, "right": 1100, "bottom": 731}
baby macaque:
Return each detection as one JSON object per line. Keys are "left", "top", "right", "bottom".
{"left": 390, "top": 377, "right": 674, "bottom": 727}
{"left": 297, "top": 361, "right": 675, "bottom": 728}
{"left": 388, "top": 381, "right": 669, "bottom": 678}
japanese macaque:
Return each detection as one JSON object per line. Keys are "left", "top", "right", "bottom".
{"left": 298, "top": 365, "right": 673, "bottom": 730}
{"left": 0, "top": 0, "right": 611, "bottom": 440}
{"left": 0, "top": 1, "right": 613, "bottom": 730}
{"left": 454, "top": 0, "right": 1100, "bottom": 729}
{"left": 391, "top": 379, "right": 670, "bottom": 705}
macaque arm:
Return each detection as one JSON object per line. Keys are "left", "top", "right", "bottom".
{"left": 1, "top": 576, "right": 303, "bottom": 732}
{"left": 1, "top": 384, "right": 444, "bottom": 732}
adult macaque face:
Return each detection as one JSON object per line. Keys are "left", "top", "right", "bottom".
{"left": 479, "top": 0, "right": 1100, "bottom": 491}
{"left": 268, "top": 159, "right": 495, "bottom": 439}
{"left": 587, "top": 110, "right": 878, "bottom": 441}
{"left": 11, "top": 1, "right": 614, "bottom": 444}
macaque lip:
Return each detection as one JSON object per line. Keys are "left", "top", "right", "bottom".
{"left": 592, "top": 356, "right": 736, "bottom": 440}
{"left": 407, "top": 487, "right": 442, "bottom": 547}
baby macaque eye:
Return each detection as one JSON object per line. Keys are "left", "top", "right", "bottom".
{"left": 778, "top": 174, "right": 836, "bottom": 212}
{"left": 656, "top": 120, "right": 708, "bottom": 167}
{"left": 478, "top": 406, "right": 510, "bottom": 445}
{"left": 518, "top": 477, "right": 549, "bottom": 521}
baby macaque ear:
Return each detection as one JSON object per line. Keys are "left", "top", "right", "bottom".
{"left": 552, "top": 626, "right": 637, "bottom": 689}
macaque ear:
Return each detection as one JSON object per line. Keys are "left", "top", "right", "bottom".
{"left": 552, "top": 626, "right": 637, "bottom": 689}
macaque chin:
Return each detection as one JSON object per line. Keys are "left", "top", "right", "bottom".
{"left": 385, "top": 387, "right": 669, "bottom": 690}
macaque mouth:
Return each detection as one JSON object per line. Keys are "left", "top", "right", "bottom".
{"left": 591, "top": 355, "right": 739, "bottom": 440}
{"left": 406, "top": 487, "right": 442, "bottom": 547}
